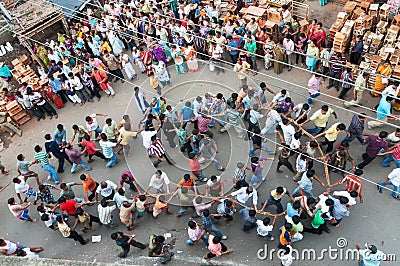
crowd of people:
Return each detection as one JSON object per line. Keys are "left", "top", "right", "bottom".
{"left": 0, "top": 0, "right": 397, "bottom": 265}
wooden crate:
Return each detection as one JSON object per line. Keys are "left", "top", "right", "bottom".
{"left": 356, "top": 1, "right": 370, "bottom": 13}
{"left": 379, "top": 4, "right": 390, "bottom": 21}
{"left": 369, "top": 3, "right": 379, "bottom": 17}
{"left": 5, "top": 101, "right": 31, "bottom": 126}
{"left": 342, "top": 1, "right": 358, "bottom": 15}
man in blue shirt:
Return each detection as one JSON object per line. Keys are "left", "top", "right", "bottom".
{"left": 48, "top": 74, "right": 68, "bottom": 103}
{"left": 226, "top": 36, "right": 241, "bottom": 64}
{"left": 368, "top": 95, "right": 397, "bottom": 129}
{"left": 53, "top": 124, "right": 67, "bottom": 147}
{"left": 350, "top": 35, "right": 364, "bottom": 64}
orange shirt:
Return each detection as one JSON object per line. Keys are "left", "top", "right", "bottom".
{"left": 82, "top": 174, "right": 97, "bottom": 192}
{"left": 189, "top": 159, "right": 200, "bottom": 175}
{"left": 177, "top": 176, "right": 196, "bottom": 187}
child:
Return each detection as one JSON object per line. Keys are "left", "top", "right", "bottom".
{"left": 149, "top": 72, "right": 162, "bottom": 95}
{"left": 250, "top": 156, "right": 275, "bottom": 184}
{"left": 256, "top": 217, "right": 276, "bottom": 241}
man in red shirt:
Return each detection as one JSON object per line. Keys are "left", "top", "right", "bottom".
{"left": 189, "top": 153, "right": 207, "bottom": 182}
{"left": 329, "top": 169, "right": 363, "bottom": 203}
{"left": 53, "top": 197, "right": 84, "bottom": 216}
{"left": 81, "top": 134, "right": 106, "bottom": 162}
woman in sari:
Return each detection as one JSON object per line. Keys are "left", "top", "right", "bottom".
{"left": 290, "top": 16, "right": 301, "bottom": 43}
{"left": 296, "top": 33, "right": 308, "bottom": 67}
{"left": 171, "top": 45, "right": 187, "bottom": 74}
{"left": 263, "top": 35, "right": 275, "bottom": 70}
{"left": 34, "top": 43, "right": 50, "bottom": 68}
{"left": 371, "top": 60, "right": 392, "bottom": 97}
{"left": 305, "top": 40, "right": 320, "bottom": 71}
{"left": 273, "top": 40, "right": 286, "bottom": 75}
{"left": 151, "top": 43, "right": 168, "bottom": 66}
{"left": 310, "top": 23, "right": 326, "bottom": 48}
{"left": 307, "top": 19, "right": 318, "bottom": 39}
{"left": 256, "top": 28, "right": 267, "bottom": 55}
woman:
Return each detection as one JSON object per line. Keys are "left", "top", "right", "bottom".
{"left": 305, "top": 40, "right": 320, "bottom": 71}
{"left": 152, "top": 59, "right": 171, "bottom": 87}
{"left": 264, "top": 35, "right": 275, "bottom": 70}
{"left": 290, "top": 16, "right": 301, "bottom": 43}
{"left": 310, "top": 23, "right": 326, "bottom": 48}
{"left": 224, "top": 19, "right": 235, "bottom": 36}
{"left": 107, "top": 31, "right": 125, "bottom": 56}
{"left": 308, "top": 19, "right": 318, "bottom": 39}
{"left": 371, "top": 60, "right": 392, "bottom": 97}
{"left": 273, "top": 40, "right": 286, "bottom": 75}
{"left": 120, "top": 52, "right": 137, "bottom": 80}
{"left": 184, "top": 44, "right": 199, "bottom": 72}
{"left": 91, "top": 67, "right": 115, "bottom": 97}
{"left": 171, "top": 45, "right": 187, "bottom": 74}
{"left": 246, "top": 17, "right": 259, "bottom": 36}
{"left": 256, "top": 28, "right": 267, "bottom": 55}
{"left": 34, "top": 43, "right": 50, "bottom": 68}
{"left": 151, "top": 43, "right": 168, "bottom": 66}
{"left": 296, "top": 33, "right": 308, "bottom": 67}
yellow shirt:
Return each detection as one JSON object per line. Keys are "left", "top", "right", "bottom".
{"left": 150, "top": 76, "right": 159, "bottom": 89}
{"left": 118, "top": 127, "right": 137, "bottom": 145}
{"left": 58, "top": 222, "right": 71, "bottom": 238}
{"left": 309, "top": 108, "right": 334, "bottom": 128}
{"left": 324, "top": 123, "right": 341, "bottom": 141}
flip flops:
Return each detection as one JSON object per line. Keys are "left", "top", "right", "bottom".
{"left": 5, "top": 42, "right": 13, "bottom": 52}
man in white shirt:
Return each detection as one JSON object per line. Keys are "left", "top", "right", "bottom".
{"left": 283, "top": 35, "right": 294, "bottom": 71}
{"left": 278, "top": 4, "right": 291, "bottom": 32}
{"left": 261, "top": 108, "right": 284, "bottom": 137}
{"left": 271, "top": 89, "right": 290, "bottom": 105}
{"left": 227, "top": 186, "right": 258, "bottom": 211}
{"left": 145, "top": 170, "right": 171, "bottom": 194}
{"left": 98, "top": 199, "right": 117, "bottom": 227}
{"left": 377, "top": 167, "right": 400, "bottom": 200}
{"left": 279, "top": 118, "right": 296, "bottom": 145}
{"left": 95, "top": 180, "right": 117, "bottom": 201}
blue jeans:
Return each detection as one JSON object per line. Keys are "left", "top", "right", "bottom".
{"left": 124, "top": 180, "right": 138, "bottom": 191}
{"left": 250, "top": 173, "right": 263, "bottom": 183}
{"left": 378, "top": 180, "right": 399, "bottom": 197}
{"left": 187, "top": 235, "right": 208, "bottom": 245}
{"left": 193, "top": 169, "right": 206, "bottom": 180}
{"left": 243, "top": 223, "right": 257, "bottom": 232}
{"left": 292, "top": 187, "right": 314, "bottom": 198}
{"left": 267, "top": 197, "right": 284, "bottom": 213}
{"left": 308, "top": 93, "right": 320, "bottom": 104}
{"left": 106, "top": 153, "right": 119, "bottom": 168}
{"left": 94, "top": 126, "right": 102, "bottom": 138}
{"left": 249, "top": 144, "right": 274, "bottom": 157}
{"left": 205, "top": 225, "right": 223, "bottom": 238}
{"left": 74, "top": 197, "right": 85, "bottom": 203}
{"left": 342, "top": 133, "right": 364, "bottom": 144}
{"left": 381, "top": 154, "right": 400, "bottom": 168}
{"left": 306, "top": 126, "right": 325, "bottom": 135}
{"left": 278, "top": 20, "right": 285, "bottom": 32}
{"left": 71, "top": 160, "right": 91, "bottom": 173}
{"left": 42, "top": 164, "right": 59, "bottom": 183}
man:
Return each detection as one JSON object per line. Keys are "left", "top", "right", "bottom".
{"left": 99, "top": 133, "right": 119, "bottom": 168}
{"left": 16, "top": 154, "right": 39, "bottom": 185}
{"left": 35, "top": 184, "right": 60, "bottom": 204}
{"left": 33, "top": 145, "right": 59, "bottom": 184}
{"left": 379, "top": 141, "right": 400, "bottom": 168}
{"left": 283, "top": 35, "right": 294, "bottom": 71}
{"left": 357, "top": 131, "right": 388, "bottom": 169}
{"left": 7, "top": 197, "right": 36, "bottom": 222}
{"left": 149, "top": 135, "right": 174, "bottom": 167}
{"left": 80, "top": 174, "right": 98, "bottom": 202}
{"left": 320, "top": 43, "right": 334, "bottom": 77}
{"left": 261, "top": 186, "right": 294, "bottom": 214}
{"left": 300, "top": 105, "right": 337, "bottom": 135}
{"left": 98, "top": 199, "right": 117, "bottom": 227}
{"left": 111, "top": 232, "right": 147, "bottom": 258}
{"left": 60, "top": 182, "right": 84, "bottom": 203}
{"left": 314, "top": 123, "right": 347, "bottom": 153}
{"left": 239, "top": 208, "right": 257, "bottom": 232}
{"left": 344, "top": 72, "right": 369, "bottom": 108}
{"left": 215, "top": 198, "right": 235, "bottom": 223}
{"left": 103, "top": 50, "right": 125, "bottom": 82}
{"left": 54, "top": 197, "right": 82, "bottom": 217}
{"left": 228, "top": 186, "right": 258, "bottom": 211}
{"left": 327, "top": 52, "right": 347, "bottom": 91}
{"left": 292, "top": 169, "right": 325, "bottom": 198}
{"left": 170, "top": 187, "right": 195, "bottom": 217}
{"left": 338, "top": 67, "right": 354, "bottom": 99}
{"left": 159, "top": 113, "right": 177, "bottom": 148}
{"left": 278, "top": 4, "right": 291, "bottom": 32}
{"left": 102, "top": 118, "right": 119, "bottom": 143}
{"left": 119, "top": 170, "right": 141, "bottom": 192}
{"left": 95, "top": 180, "right": 118, "bottom": 201}
{"left": 187, "top": 220, "right": 208, "bottom": 245}
{"left": 70, "top": 124, "right": 88, "bottom": 145}
{"left": 0, "top": 111, "right": 22, "bottom": 137}
{"left": 13, "top": 175, "right": 36, "bottom": 203}
{"left": 44, "top": 134, "right": 71, "bottom": 174}
{"left": 201, "top": 209, "right": 227, "bottom": 240}
{"left": 53, "top": 124, "right": 66, "bottom": 147}
{"left": 249, "top": 127, "right": 275, "bottom": 157}
{"left": 307, "top": 73, "right": 322, "bottom": 104}
{"left": 189, "top": 153, "right": 207, "bottom": 182}
{"left": 330, "top": 196, "right": 350, "bottom": 227}
{"left": 204, "top": 234, "right": 234, "bottom": 260}
{"left": 342, "top": 113, "right": 367, "bottom": 144}
{"left": 85, "top": 113, "right": 108, "bottom": 139}
{"left": 350, "top": 35, "right": 364, "bottom": 64}
{"left": 205, "top": 175, "right": 224, "bottom": 197}
{"left": 56, "top": 216, "right": 89, "bottom": 245}
{"left": 233, "top": 59, "right": 251, "bottom": 87}
{"left": 48, "top": 74, "right": 68, "bottom": 103}
{"left": 368, "top": 95, "right": 398, "bottom": 129}
{"left": 356, "top": 243, "right": 386, "bottom": 265}
{"left": 261, "top": 108, "right": 284, "bottom": 136}
{"left": 145, "top": 170, "right": 171, "bottom": 194}
{"left": 377, "top": 167, "right": 400, "bottom": 200}
{"left": 64, "top": 144, "right": 92, "bottom": 173}
{"left": 215, "top": 100, "right": 244, "bottom": 138}
{"left": 0, "top": 238, "right": 42, "bottom": 256}
{"left": 226, "top": 35, "right": 241, "bottom": 64}
{"left": 199, "top": 138, "right": 225, "bottom": 171}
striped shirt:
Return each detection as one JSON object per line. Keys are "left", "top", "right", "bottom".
{"left": 338, "top": 175, "right": 362, "bottom": 198}
{"left": 34, "top": 151, "right": 50, "bottom": 167}
{"left": 99, "top": 140, "right": 117, "bottom": 158}
{"left": 330, "top": 56, "right": 347, "bottom": 73}
{"left": 149, "top": 138, "right": 166, "bottom": 157}
{"left": 194, "top": 115, "right": 212, "bottom": 133}
{"left": 392, "top": 146, "right": 400, "bottom": 160}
